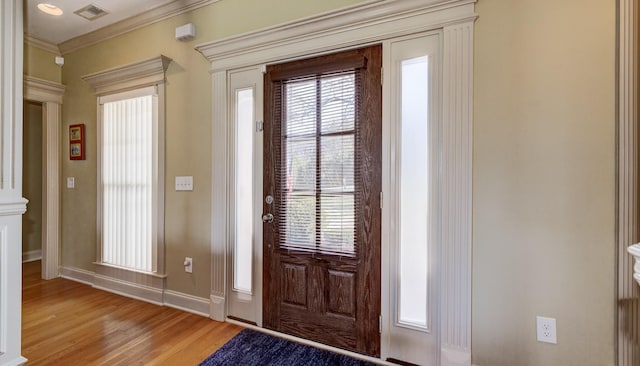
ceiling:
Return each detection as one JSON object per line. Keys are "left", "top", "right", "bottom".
{"left": 25, "top": 0, "right": 175, "bottom": 45}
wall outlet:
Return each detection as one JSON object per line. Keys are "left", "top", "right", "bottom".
{"left": 184, "top": 257, "right": 193, "bottom": 273}
{"left": 536, "top": 316, "right": 557, "bottom": 344}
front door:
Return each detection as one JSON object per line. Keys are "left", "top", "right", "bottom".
{"left": 263, "top": 45, "right": 382, "bottom": 356}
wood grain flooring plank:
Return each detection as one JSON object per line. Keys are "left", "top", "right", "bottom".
{"left": 22, "top": 261, "right": 242, "bottom": 365}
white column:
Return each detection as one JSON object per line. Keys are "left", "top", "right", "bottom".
{"left": 440, "top": 20, "right": 474, "bottom": 366}
{"left": 210, "top": 70, "right": 228, "bottom": 321}
{"left": 0, "top": 0, "right": 27, "bottom": 365}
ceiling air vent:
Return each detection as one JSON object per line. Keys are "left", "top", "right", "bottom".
{"left": 74, "top": 4, "right": 109, "bottom": 21}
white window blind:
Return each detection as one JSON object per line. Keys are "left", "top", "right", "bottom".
{"left": 100, "top": 87, "right": 157, "bottom": 273}
{"left": 275, "top": 71, "right": 358, "bottom": 256}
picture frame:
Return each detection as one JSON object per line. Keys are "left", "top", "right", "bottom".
{"left": 69, "top": 124, "right": 85, "bottom": 160}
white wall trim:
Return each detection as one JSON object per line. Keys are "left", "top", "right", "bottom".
{"left": 21, "top": 249, "right": 41, "bottom": 263}
{"left": 440, "top": 21, "right": 473, "bottom": 364}
{"left": 81, "top": 55, "right": 172, "bottom": 96}
{"left": 93, "top": 274, "right": 164, "bottom": 306}
{"left": 60, "top": 266, "right": 209, "bottom": 316}
{"left": 24, "top": 35, "right": 60, "bottom": 55}
{"left": 200, "top": 0, "right": 475, "bottom": 364}
{"left": 58, "top": 0, "right": 221, "bottom": 55}
{"left": 618, "top": 0, "right": 639, "bottom": 365}
{"left": 59, "top": 266, "right": 95, "bottom": 286}
{"left": 23, "top": 76, "right": 64, "bottom": 281}
{"left": 0, "top": 2, "right": 27, "bottom": 363}
{"left": 195, "top": 0, "right": 476, "bottom": 72}
{"left": 209, "top": 70, "right": 228, "bottom": 322}
{"left": 24, "top": 76, "right": 65, "bottom": 104}
{"left": 164, "top": 290, "right": 210, "bottom": 317}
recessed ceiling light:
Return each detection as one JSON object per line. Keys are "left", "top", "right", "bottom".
{"left": 37, "top": 3, "right": 63, "bottom": 16}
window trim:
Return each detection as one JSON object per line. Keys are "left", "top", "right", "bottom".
{"left": 82, "top": 55, "right": 170, "bottom": 280}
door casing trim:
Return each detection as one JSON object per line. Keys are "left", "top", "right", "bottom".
{"left": 199, "top": 1, "right": 476, "bottom": 364}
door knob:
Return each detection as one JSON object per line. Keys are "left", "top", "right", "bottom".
{"left": 262, "top": 213, "right": 274, "bottom": 223}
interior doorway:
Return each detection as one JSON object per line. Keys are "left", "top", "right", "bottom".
{"left": 22, "top": 101, "right": 44, "bottom": 263}
{"left": 24, "top": 76, "right": 64, "bottom": 280}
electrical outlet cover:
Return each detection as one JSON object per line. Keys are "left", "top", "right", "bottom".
{"left": 536, "top": 316, "right": 557, "bottom": 344}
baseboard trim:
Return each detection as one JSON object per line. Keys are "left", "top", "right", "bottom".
{"left": 441, "top": 346, "right": 471, "bottom": 366}
{"left": 210, "top": 294, "right": 225, "bottom": 321}
{"left": 93, "top": 274, "right": 164, "bottom": 306}
{"left": 22, "top": 249, "right": 42, "bottom": 263}
{"left": 59, "top": 266, "right": 209, "bottom": 316}
{"left": 1, "top": 355, "right": 28, "bottom": 366}
{"left": 60, "top": 266, "right": 95, "bottom": 285}
{"left": 164, "top": 290, "right": 209, "bottom": 317}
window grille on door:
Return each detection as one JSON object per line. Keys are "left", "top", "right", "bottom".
{"left": 272, "top": 70, "right": 362, "bottom": 257}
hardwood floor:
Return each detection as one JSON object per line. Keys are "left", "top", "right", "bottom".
{"left": 22, "top": 261, "right": 243, "bottom": 365}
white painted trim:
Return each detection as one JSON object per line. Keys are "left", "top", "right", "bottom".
{"left": 59, "top": 266, "right": 95, "bottom": 286}
{"left": 163, "top": 290, "right": 210, "bottom": 317}
{"left": 23, "top": 76, "right": 64, "bottom": 281}
{"left": 0, "top": 200, "right": 27, "bottom": 216}
{"left": 440, "top": 21, "right": 473, "bottom": 363}
{"left": 210, "top": 294, "right": 225, "bottom": 322}
{"left": 59, "top": 266, "right": 210, "bottom": 316}
{"left": 21, "top": 250, "right": 41, "bottom": 263}
{"left": 81, "top": 55, "right": 172, "bottom": 96}
{"left": 58, "top": 0, "right": 221, "bottom": 55}
{"left": 209, "top": 70, "right": 228, "bottom": 323}
{"left": 24, "top": 35, "right": 60, "bottom": 55}
{"left": 24, "top": 76, "right": 65, "bottom": 104}
{"left": 195, "top": 0, "right": 476, "bottom": 72}
{"left": 442, "top": 346, "right": 472, "bottom": 366}
{"left": 86, "top": 55, "right": 170, "bottom": 279}
{"left": 225, "top": 318, "right": 396, "bottom": 366}
{"left": 0, "top": 1, "right": 27, "bottom": 363}
{"left": 618, "top": 0, "right": 639, "bottom": 365}
{"left": 0, "top": 226, "right": 7, "bottom": 355}
{"left": 93, "top": 274, "right": 164, "bottom": 306}
{"left": 40, "top": 102, "right": 60, "bottom": 280}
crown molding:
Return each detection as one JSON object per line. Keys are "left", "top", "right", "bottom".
{"left": 82, "top": 55, "right": 172, "bottom": 95}
{"left": 24, "top": 35, "right": 60, "bottom": 55}
{"left": 195, "top": 0, "right": 476, "bottom": 71}
{"left": 58, "top": 0, "right": 220, "bottom": 55}
{"left": 24, "top": 76, "right": 65, "bottom": 104}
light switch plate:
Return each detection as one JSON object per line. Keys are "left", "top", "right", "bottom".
{"left": 175, "top": 176, "right": 193, "bottom": 191}
{"left": 67, "top": 177, "right": 75, "bottom": 189}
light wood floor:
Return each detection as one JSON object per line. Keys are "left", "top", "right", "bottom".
{"left": 22, "top": 261, "right": 242, "bottom": 365}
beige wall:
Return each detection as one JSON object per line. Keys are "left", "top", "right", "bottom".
{"left": 473, "top": 0, "right": 615, "bottom": 365}
{"left": 58, "top": 0, "right": 618, "bottom": 363}
{"left": 22, "top": 101, "right": 43, "bottom": 255}
{"left": 60, "top": 0, "right": 363, "bottom": 299}
{"left": 24, "top": 43, "right": 61, "bottom": 83}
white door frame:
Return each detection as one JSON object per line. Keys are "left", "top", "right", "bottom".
{"left": 200, "top": 1, "right": 475, "bottom": 364}
{"left": 24, "top": 76, "right": 64, "bottom": 280}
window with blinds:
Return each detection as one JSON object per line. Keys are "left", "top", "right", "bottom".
{"left": 274, "top": 70, "right": 360, "bottom": 256}
{"left": 99, "top": 87, "right": 158, "bottom": 273}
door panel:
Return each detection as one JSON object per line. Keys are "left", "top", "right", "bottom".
{"left": 264, "top": 45, "right": 382, "bottom": 356}
{"left": 383, "top": 32, "right": 441, "bottom": 365}
{"left": 227, "top": 67, "right": 263, "bottom": 325}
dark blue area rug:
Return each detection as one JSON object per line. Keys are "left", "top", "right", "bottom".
{"left": 199, "top": 329, "right": 377, "bottom": 366}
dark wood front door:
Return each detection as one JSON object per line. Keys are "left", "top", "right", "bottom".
{"left": 263, "top": 45, "right": 382, "bottom": 357}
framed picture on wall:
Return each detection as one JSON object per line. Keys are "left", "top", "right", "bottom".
{"left": 69, "top": 124, "right": 85, "bottom": 160}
